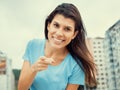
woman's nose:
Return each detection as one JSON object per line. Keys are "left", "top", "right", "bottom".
{"left": 55, "top": 29, "right": 63, "bottom": 36}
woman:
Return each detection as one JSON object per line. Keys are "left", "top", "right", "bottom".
{"left": 18, "top": 3, "right": 97, "bottom": 90}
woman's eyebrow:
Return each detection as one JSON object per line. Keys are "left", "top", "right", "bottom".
{"left": 66, "top": 26, "right": 72, "bottom": 29}
{"left": 53, "top": 20, "right": 73, "bottom": 29}
{"left": 53, "top": 20, "right": 59, "bottom": 23}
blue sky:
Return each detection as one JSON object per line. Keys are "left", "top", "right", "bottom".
{"left": 0, "top": 0, "right": 120, "bottom": 69}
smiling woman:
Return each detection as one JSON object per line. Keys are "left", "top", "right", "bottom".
{"left": 18, "top": 3, "right": 97, "bottom": 90}
{"left": 47, "top": 14, "right": 78, "bottom": 49}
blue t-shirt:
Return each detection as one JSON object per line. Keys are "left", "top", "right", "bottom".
{"left": 23, "top": 39, "right": 85, "bottom": 90}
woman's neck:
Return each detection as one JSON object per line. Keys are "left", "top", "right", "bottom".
{"left": 45, "top": 40, "right": 68, "bottom": 59}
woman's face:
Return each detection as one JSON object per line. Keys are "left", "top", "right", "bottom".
{"left": 47, "top": 14, "right": 78, "bottom": 49}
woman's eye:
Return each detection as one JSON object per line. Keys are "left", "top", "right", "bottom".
{"left": 65, "top": 27, "right": 71, "bottom": 31}
{"left": 53, "top": 23, "right": 59, "bottom": 28}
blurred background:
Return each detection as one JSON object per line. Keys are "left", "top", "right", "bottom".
{"left": 0, "top": 0, "right": 120, "bottom": 90}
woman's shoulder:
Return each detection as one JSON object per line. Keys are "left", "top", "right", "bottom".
{"left": 67, "top": 54, "right": 84, "bottom": 70}
{"left": 26, "top": 38, "right": 46, "bottom": 49}
{"left": 67, "top": 54, "right": 77, "bottom": 64}
{"left": 66, "top": 54, "right": 79, "bottom": 67}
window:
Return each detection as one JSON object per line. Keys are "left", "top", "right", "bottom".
{"left": 93, "top": 42, "right": 96, "bottom": 44}
{"left": 98, "top": 46, "right": 101, "bottom": 48}
{"left": 101, "top": 73, "right": 104, "bottom": 75}
{"left": 102, "top": 82, "right": 105, "bottom": 85}
{"left": 101, "top": 78, "right": 104, "bottom": 80}
{"left": 110, "top": 59, "right": 114, "bottom": 63}
{"left": 98, "top": 42, "right": 100, "bottom": 44}
{"left": 99, "top": 59, "right": 102, "bottom": 62}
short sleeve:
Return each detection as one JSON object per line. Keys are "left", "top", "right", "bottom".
{"left": 22, "top": 40, "right": 32, "bottom": 62}
{"left": 68, "top": 64, "right": 85, "bottom": 85}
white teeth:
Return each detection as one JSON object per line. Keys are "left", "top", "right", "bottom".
{"left": 54, "top": 38, "right": 63, "bottom": 43}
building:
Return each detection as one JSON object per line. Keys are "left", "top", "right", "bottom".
{"left": 104, "top": 20, "right": 120, "bottom": 90}
{"left": 87, "top": 37, "right": 108, "bottom": 90}
{"left": 0, "top": 51, "right": 15, "bottom": 90}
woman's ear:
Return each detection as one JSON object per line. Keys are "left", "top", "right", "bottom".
{"left": 72, "top": 30, "right": 78, "bottom": 39}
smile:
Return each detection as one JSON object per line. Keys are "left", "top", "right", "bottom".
{"left": 52, "top": 37, "right": 64, "bottom": 44}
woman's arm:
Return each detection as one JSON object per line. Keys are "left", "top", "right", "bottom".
{"left": 18, "top": 57, "right": 54, "bottom": 90}
{"left": 18, "top": 61, "right": 37, "bottom": 90}
{"left": 66, "top": 84, "right": 79, "bottom": 90}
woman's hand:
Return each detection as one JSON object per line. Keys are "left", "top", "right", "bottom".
{"left": 31, "top": 56, "right": 55, "bottom": 72}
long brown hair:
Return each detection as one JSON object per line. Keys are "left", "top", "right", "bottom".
{"left": 44, "top": 3, "right": 97, "bottom": 87}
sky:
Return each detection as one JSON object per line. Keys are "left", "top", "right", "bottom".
{"left": 0, "top": 0, "right": 120, "bottom": 69}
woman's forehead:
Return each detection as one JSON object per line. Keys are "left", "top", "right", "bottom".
{"left": 52, "top": 14, "right": 75, "bottom": 27}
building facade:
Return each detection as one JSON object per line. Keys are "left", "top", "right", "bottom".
{"left": 104, "top": 20, "right": 120, "bottom": 90}
{"left": 0, "top": 51, "right": 15, "bottom": 90}
{"left": 87, "top": 38, "right": 108, "bottom": 90}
